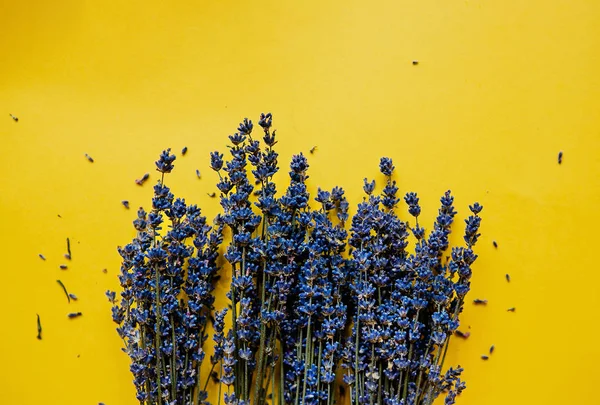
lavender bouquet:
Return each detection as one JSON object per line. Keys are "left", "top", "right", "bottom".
{"left": 110, "top": 114, "right": 482, "bottom": 405}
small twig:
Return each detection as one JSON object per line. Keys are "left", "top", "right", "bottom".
{"left": 57, "top": 280, "right": 71, "bottom": 303}
{"left": 36, "top": 314, "right": 42, "bottom": 340}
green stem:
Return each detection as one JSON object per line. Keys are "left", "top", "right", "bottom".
{"left": 254, "top": 258, "right": 268, "bottom": 404}
{"left": 245, "top": 353, "right": 249, "bottom": 400}
{"left": 294, "top": 328, "right": 303, "bottom": 405}
{"left": 316, "top": 340, "right": 323, "bottom": 402}
{"left": 402, "top": 343, "right": 413, "bottom": 401}
{"left": 155, "top": 262, "right": 162, "bottom": 405}
{"left": 171, "top": 311, "right": 177, "bottom": 400}
{"left": 377, "top": 361, "right": 382, "bottom": 405}
{"left": 301, "top": 298, "right": 313, "bottom": 405}
{"left": 217, "top": 363, "right": 223, "bottom": 405}
{"left": 370, "top": 344, "right": 375, "bottom": 405}
{"left": 280, "top": 338, "right": 284, "bottom": 405}
{"left": 202, "top": 363, "right": 217, "bottom": 392}
{"left": 439, "top": 337, "right": 451, "bottom": 370}
{"left": 230, "top": 280, "right": 239, "bottom": 394}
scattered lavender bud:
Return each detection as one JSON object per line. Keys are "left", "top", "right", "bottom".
{"left": 59, "top": 264, "right": 68, "bottom": 270}
{"left": 105, "top": 290, "right": 116, "bottom": 304}
{"left": 493, "top": 240, "right": 498, "bottom": 248}
{"left": 506, "top": 273, "right": 511, "bottom": 282}
{"left": 69, "top": 293, "right": 78, "bottom": 301}
{"left": 84, "top": 153, "right": 94, "bottom": 163}
{"left": 67, "top": 312, "right": 82, "bottom": 319}
{"left": 473, "top": 299, "right": 487, "bottom": 305}
{"left": 102, "top": 268, "right": 107, "bottom": 274}
{"left": 481, "top": 355, "right": 489, "bottom": 360}
{"left": 489, "top": 345, "right": 495, "bottom": 354}
{"left": 64, "top": 253, "right": 71, "bottom": 260}
{"left": 122, "top": 200, "right": 130, "bottom": 209}
{"left": 9, "top": 113, "right": 18, "bottom": 122}
{"left": 507, "top": 307, "right": 516, "bottom": 312}
{"left": 135, "top": 173, "right": 150, "bottom": 186}
{"left": 181, "top": 146, "right": 188, "bottom": 156}
{"left": 57, "top": 214, "right": 62, "bottom": 218}
{"left": 196, "top": 169, "right": 201, "bottom": 179}
{"left": 38, "top": 254, "right": 46, "bottom": 260}
{"left": 455, "top": 330, "right": 471, "bottom": 339}
{"left": 310, "top": 146, "right": 317, "bottom": 154}
{"left": 558, "top": 151, "right": 563, "bottom": 164}
{"left": 412, "top": 60, "right": 419, "bottom": 65}
{"left": 207, "top": 192, "right": 216, "bottom": 198}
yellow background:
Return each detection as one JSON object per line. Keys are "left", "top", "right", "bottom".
{"left": 1, "top": 1, "right": 599, "bottom": 404}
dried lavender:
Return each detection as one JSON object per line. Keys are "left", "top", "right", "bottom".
{"left": 340, "top": 157, "right": 482, "bottom": 405}
{"left": 110, "top": 148, "right": 223, "bottom": 405}
{"left": 287, "top": 187, "right": 350, "bottom": 405}
{"left": 211, "top": 116, "right": 267, "bottom": 403}
{"left": 109, "top": 114, "right": 485, "bottom": 405}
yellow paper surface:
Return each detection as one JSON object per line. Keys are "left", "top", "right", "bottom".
{"left": 1, "top": 1, "right": 599, "bottom": 404}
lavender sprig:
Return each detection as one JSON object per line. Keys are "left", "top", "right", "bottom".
{"left": 111, "top": 149, "right": 222, "bottom": 405}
